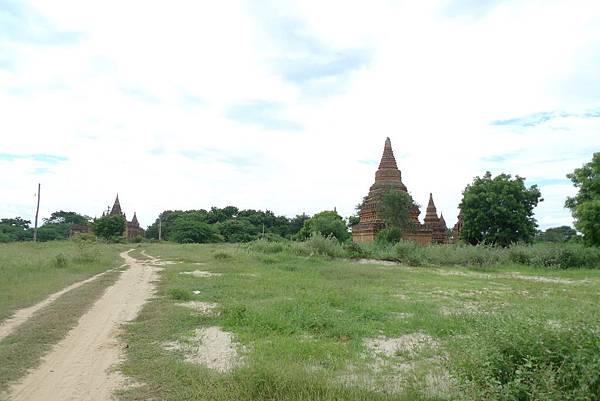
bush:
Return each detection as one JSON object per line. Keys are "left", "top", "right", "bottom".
{"left": 297, "top": 211, "right": 350, "bottom": 242}
{"left": 246, "top": 236, "right": 600, "bottom": 270}
{"left": 343, "top": 241, "right": 368, "bottom": 259}
{"left": 167, "top": 288, "right": 193, "bottom": 301}
{"left": 453, "top": 317, "right": 600, "bottom": 400}
{"left": 376, "top": 227, "right": 403, "bottom": 244}
{"left": 393, "top": 240, "right": 425, "bottom": 266}
{"left": 130, "top": 235, "right": 144, "bottom": 243}
{"left": 214, "top": 251, "right": 232, "bottom": 260}
{"left": 245, "top": 239, "right": 288, "bottom": 254}
{"left": 293, "top": 233, "right": 346, "bottom": 258}
{"left": 52, "top": 253, "right": 68, "bottom": 268}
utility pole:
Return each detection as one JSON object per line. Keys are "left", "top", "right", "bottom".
{"left": 33, "top": 183, "right": 40, "bottom": 242}
{"left": 158, "top": 217, "right": 162, "bottom": 241}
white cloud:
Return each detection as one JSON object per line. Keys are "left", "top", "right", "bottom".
{"left": 1, "top": 0, "right": 599, "bottom": 230}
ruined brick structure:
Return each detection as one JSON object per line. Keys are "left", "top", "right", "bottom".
{"left": 71, "top": 195, "right": 145, "bottom": 240}
{"left": 450, "top": 212, "right": 463, "bottom": 243}
{"left": 104, "top": 195, "right": 145, "bottom": 241}
{"left": 352, "top": 138, "right": 451, "bottom": 245}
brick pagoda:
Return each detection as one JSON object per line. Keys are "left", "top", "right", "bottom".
{"left": 352, "top": 137, "right": 450, "bottom": 244}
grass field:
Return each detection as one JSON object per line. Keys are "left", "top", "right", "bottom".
{"left": 119, "top": 243, "right": 600, "bottom": 401}
{"left": 0, "top": 241, "right": 125, "bottom": 321}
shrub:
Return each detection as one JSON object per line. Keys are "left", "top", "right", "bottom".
{"left": 293, "top": 233, "right": 346, "bottom": 258}
{"left": 245, "top": 239, "right": 288, "bottom": 254}
{"left": 53, "top": 253, "right": 68, "bottom": 268}
{"left": 453, "top": 317, "right": 600, "bottom": 400}
{"left": 167, "top": 288, "right": 193, "bottom": 301}
{"left": 376, "top": 227, "right": 403, "bottom": 244}
{"left": 214, "top": 251, "right": 232, "bottom": 260}
{"left": 393, "top": 240, "right": 425, "bottom": 266}
{"left": 297, "top": 211, "right": 350, "bottom": 241}
{"left": 343, "top": 241, "right": 368, "bottom": 259}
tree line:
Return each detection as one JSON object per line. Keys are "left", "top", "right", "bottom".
{"left": 1, "top": 152, "right": 599, "bottom": 246}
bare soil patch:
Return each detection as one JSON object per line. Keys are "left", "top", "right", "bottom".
{"left": 179, "top": 270, "right": 222, "bottom": 278}
{"left": 164, "top": 326, "right": 242, "bottom": 373}
{"left": 176, "top": 301, "right": 218, "bottom": 315}
{"left": 508, "top": 272, "right": 579, "bottom": 284}
{"left": 364, "top": 332, "right": 439, "bottom": 357}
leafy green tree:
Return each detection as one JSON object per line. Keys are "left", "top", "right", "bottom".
{"left": 298, "top": 211, "right": 349, "bottom": 241}
{"left": 565, "top": 152, "right": 600, "bottom": 246}
{"left": 536, "top": 226, "right": 578, "bottom": 243}
{"left": 376, "top": 189, "right": 417, "bottom": 232}
{"left": 459, "top": 172, "right": 542, "bottom": 246}
{"left": 168, "top": 216, "right": 221, "bottom": 243}
{"left": 39, "top": 211, "right": 91, "bottom": 240}
{"left": 0, "top": 217, "right": 32, "bottom": 242}
{"left": 347, "top": 215, "right": 360, "bottom": 228}
{"left": 217, "top": 218, "right": 259, "bottom": 242}
{"left": 93, "top": 214, "right": 126, "bottom": 240}
{"left": 43, "top": 211, "right": 90, "bottom": 226}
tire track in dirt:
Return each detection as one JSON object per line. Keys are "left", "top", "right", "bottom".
{"left": 8, "top": 250, "right": 160, "bottom": 401}
{"left": 0, "top": 267, "right": 120, "bottom": 342}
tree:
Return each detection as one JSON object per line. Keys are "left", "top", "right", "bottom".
{"left": 459, "top": 172, "right": 542, "bottom": 246}
{"left": 565, "top": 152, "right": 600, "bottom": 246}
{"left": 0, "top": 217, "right": 32, "bottom": 242}
{"left": 376, "top": 189, "right": 417, "bottom": 232}
{"left": 93, "top": 214, "right": 125, "bottom": 240}
{"left": 298, "top": 211, "right": 350, "bottom": 241}
{"left": 168, "top": 216, "right": 221, "bottom": 243}
{"left": 39, "top": 211, "right": 91, "bottom": 240}
{"left": 217, "top": 218, "right": 259, "bottom": 242}
{"left": 536, "top": 226, "right": 578, "bottom": 243}
{"left": 43, "top": 211, "right": 90, "bottom": 226}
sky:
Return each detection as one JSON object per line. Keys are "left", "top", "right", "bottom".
{"left": 1, "top": 0, "right": 599, "bottom": 230}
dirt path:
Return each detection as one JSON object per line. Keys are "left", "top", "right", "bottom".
{"left": 8, "top": 250, "right": 160, "bottom": 401}
{"left": 0, "top": 268, "right": 118, "bottom": 342}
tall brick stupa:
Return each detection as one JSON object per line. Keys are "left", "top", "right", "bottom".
{"left": 352, "top": 138, "right": 450, "bottom": 244}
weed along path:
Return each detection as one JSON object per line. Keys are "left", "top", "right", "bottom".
{"left": 8, "top": 250, "right": 160, "bottom": 401}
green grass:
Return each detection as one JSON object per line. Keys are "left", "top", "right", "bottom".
{"left": 119, "top": 243, "right": 600, "bottom": 401}
{"left": 0, "top": 241, "right": 126, "bottom": 321}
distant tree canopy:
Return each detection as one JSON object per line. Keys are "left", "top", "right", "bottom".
{"left": 0, "top": 211, "right": 92, "bottom": 242}
{"left": 566, "top": 152, "right": 600, "bottom": 246}
{"left": 0, "top": 217, "right": 33, "bottom": 242}
{"left": 93, "top": 214, "right": 125, "bottom": 240}
{"left": 536, "top": 226, "right": 579, "bottom": 243}
{"left": 169, "top": 217, "right": 220, "bottom": 244}
{"left": 43, "top": 211, "right": 91, "bottom": 226}
{"left": 39, "top": 211, "right": 92, "bottom": 241}
{"left": 460, "top": 172, "right": 542, "bottom": 247}
{"left": 146, "top": 207, "right": 307, "bottom": 244}
{"left": 298, "top": 210, "right": 349, "bottom": 241}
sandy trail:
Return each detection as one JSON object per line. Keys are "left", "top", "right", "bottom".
{"left": 9, "top": 250, "right": 160, "bottom": 401}
{"left": 0, "top": 269, "right": 115, "bottom": 342}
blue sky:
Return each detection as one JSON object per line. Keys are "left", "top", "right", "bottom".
{"left": 1, "top": 0, "right": 600, "bottom": 229}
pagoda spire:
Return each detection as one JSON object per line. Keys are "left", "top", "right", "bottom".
{"left": 378, "top": 137, "right": 399, "bottom": 170}
{"left": 131, "top": 212, "right": 139, "bottom": 225}
{"left": 374, "top": 137, "right": 406, "bottom": 190}
{"left": 439, "top": 212, "right": 447, "bottom": 230}
{"left": 110, "top": 194, "right": 122, "bottom": 216}
{"left": 424, "top": 193, "right": 439, "bottom": 223}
